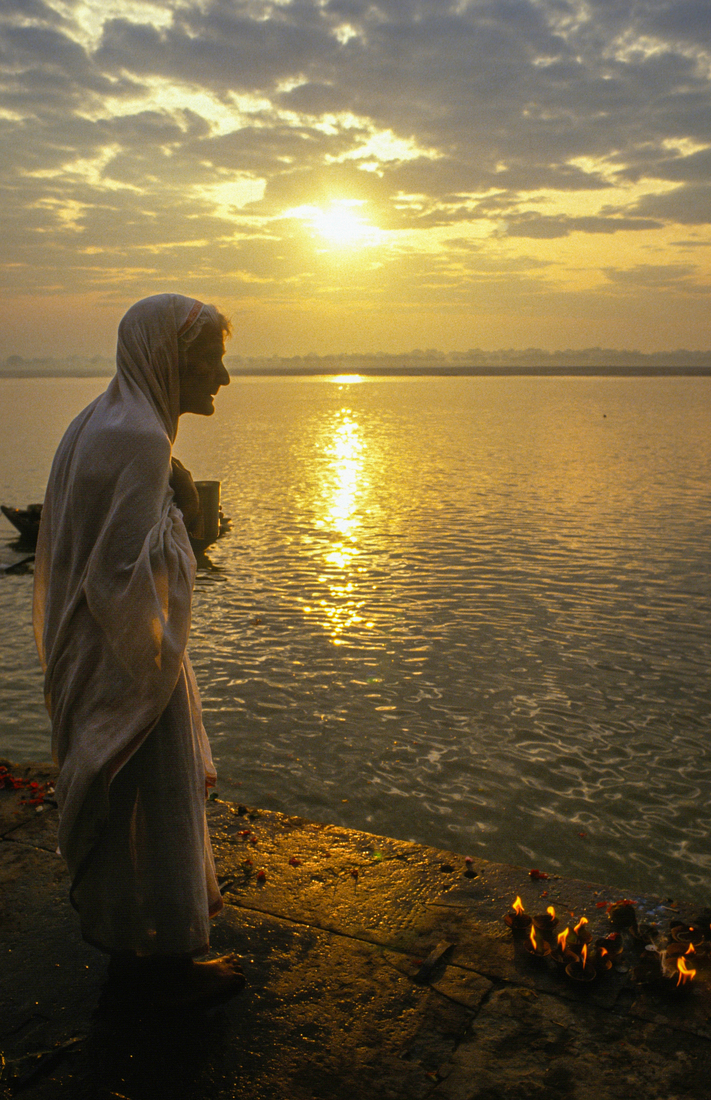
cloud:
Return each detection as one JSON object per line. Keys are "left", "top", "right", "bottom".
{"left": 502, "top": 214, "right": 664, "bottom": 238}
{"left": 94, "top": 9, "right": 336, "bottom": 94}
{"left": 629, "top": 184, "right": 711, "bottom": 225}
{"left": 4, "top": 1, "right": 710, "bottom": 211}
{"left": 602, "top": 263, "right": 707, "bottom": 291}
{"left": 1, "top": 0, "right": 710, "bottom": 352}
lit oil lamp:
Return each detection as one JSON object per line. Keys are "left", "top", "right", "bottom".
{"left": 664, "top": 941, "right": 691, "bottom": 960}
{"left": 572, "top": 915, "right": 593, "bottom": 947}
{"left": 504, "top": 895, "right": 533, "bottom": 935}
{"left": 636, "top": 941, "right": 698, "bottom": 994}
{"left": 533, "top": 905, "right": 559, "bottom": 941}
{"left": 661, "top": 943, "right": 697, "bottom": 991}
{"left": 676, "top": 953, "right": 697, "bottom": 988}
{"left": 553, "top": 926, "right": 578, "bottom": 968}
{"left": 595, "top": 933, "right": 623, "bottom": 960}
{"left": 525, "top": 920, "right": 552, "bottom": 960}
{"left": 565, "top": 942, "right": 597, "bottom": 983}
{"left": 593, "top": 944, "right": 613, "bottom": 973}
{"left": 670, "top": 923, "right": 705, "bottom": 947}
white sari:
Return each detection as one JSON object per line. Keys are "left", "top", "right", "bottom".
{"left": 33, "top": 294, "right": 223, "bottom": 956}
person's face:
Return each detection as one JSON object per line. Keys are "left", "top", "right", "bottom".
{"left": 179, "top": 327, "right": 230, "bottom": 416}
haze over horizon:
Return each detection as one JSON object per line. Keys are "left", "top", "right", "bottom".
{"left": 1, "top": 0, "right": 710, "bottom": 358}
{"left": 3, "top": 345, "right": 711, "bottom": 377}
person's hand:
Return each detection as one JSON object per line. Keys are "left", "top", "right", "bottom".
{"left": 170, "top": 457, "right": 200, "bottom": 530}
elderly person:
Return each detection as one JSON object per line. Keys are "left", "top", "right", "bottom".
{"left": 33, "top": 294, "right": 242, "bottom": 1005}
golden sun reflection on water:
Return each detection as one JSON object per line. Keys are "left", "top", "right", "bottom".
{"left": 308, "top": 408, "right": 373, "bottom": 643}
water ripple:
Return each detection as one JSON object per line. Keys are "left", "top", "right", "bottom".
{"left": 1, "top": 376, "right": 710, "bottom": 901}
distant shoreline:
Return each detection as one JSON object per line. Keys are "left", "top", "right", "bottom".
{"left": 226, "top": 365, "right": 711, "bottom": 377}
{"left": 2, "top": 365, "right": 711, "bottom": 379}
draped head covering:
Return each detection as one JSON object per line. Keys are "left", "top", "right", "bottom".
{"left": 33, "top": 293, "right": 219, "bottom": 882}
{"left": 116, "top": 294, "right": 221, "bottom": 442}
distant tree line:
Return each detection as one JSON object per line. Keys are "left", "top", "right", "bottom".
{"left": 0, "top": 355, "right": 115, "bottom": 377}
{"left": 1, "top": 348, "right": 710, "bottom": 377}
{"left": 228, "top": 348, "right": 711, "bottom": 373}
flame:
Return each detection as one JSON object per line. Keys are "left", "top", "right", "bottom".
{"left": 557, "top": 927, "right": 570, "bottom": 952}
{"left": 599, "top": 946, "right": 608, "bottom": 957}
{"left": 685, "top": 943, "right": 696, "bottom": 956}
{"left": 547, "top": 906, "right": 556, "bottom": 919}
{"left": 529, "top": 923, "right": 542, "bottom": 953}
{"left": 677, "top": 955, "right": 697, "bottom": 986}
{"left": 581, "top": 943, "right": 588, "bottom": 969}
{"left": 574, "top": 916, "right": 589, "bottom": 937}
{"left": 513, "top": 896, "right": 525, "bottom": 916}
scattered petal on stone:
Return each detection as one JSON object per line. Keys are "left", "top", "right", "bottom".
{"left": 0, "top": 767, "right": 53, "bottom": 804}
{"left": 463, "top": 856, "right": 477, "bottom": 877}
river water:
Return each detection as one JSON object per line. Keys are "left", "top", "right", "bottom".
{"left": 1, "top": 373, "right": 710, "bottom": 901}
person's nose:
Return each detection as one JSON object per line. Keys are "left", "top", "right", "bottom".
{"left": 218, "top": 362, "right": 230, "bottom": 387}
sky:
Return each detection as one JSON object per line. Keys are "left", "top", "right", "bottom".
{"left": 1, "top": 0, "right": 710, "bottom": 357}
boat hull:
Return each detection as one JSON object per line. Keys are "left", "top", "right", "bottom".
{"left": 2, "top": 503, "right": 230, "bottom": 556}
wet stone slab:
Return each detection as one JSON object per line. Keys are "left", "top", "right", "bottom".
{"left": 2, "top": 770, "right": 711, "bottom": 1098}
{"left": 428, "top": 984, "right": 711, "bottom": 1100}
{"left": 207, "top": 907, "right": 479, "bottom": 1100}
{"left": 207, "top": 801, "right": 668, "bottom": 1011}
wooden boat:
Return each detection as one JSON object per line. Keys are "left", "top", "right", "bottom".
{"left": 1, "top": 504, "right": 42, "bottom": 547}
{"left": 1, "top": 501, "right": 231, "bottom": 555}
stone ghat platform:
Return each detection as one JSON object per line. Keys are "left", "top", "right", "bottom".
{"left": 2, "top": 760, "right": 711, "bottom": 1100}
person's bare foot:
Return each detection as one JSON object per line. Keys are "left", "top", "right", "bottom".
{"left": 107, "top": 952, "right": 246, "bottom": 1007}
{"left": 173, "top": 955, "right": 245, "bottom": 1006}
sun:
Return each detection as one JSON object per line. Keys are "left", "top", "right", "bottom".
{"left": 289, "top": 200, "right": 380, "bottom": 246}
{"left": 312, "top": 202, "right": 369, "bottom": 243}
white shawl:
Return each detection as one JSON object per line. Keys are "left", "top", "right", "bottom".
{"left": 33, "top": 293, "right": 217, "bottom": 881}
